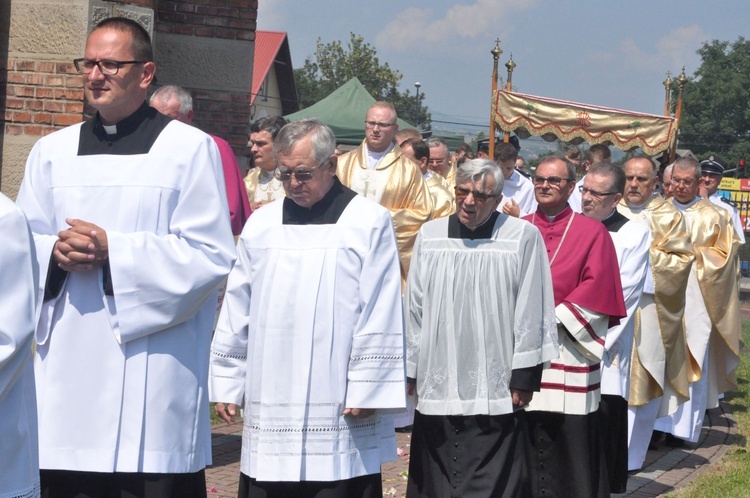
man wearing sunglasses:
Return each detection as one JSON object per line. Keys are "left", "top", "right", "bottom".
{"left": 581, "top": 163, "right": 650, "bottom": 493}
{"left": 16, "top": 17, "right": 235, "bottom": 496}
{"left": 211, "top": 119, "right": 405, "bottom": 498}
{"left": 337, "top": 102, "right": 432, "bottom": 283}
{"left": 405, "top": 159, "right": 558, "bottom": 497}
{"left": 523, "top": 156, "right": 626, "bottom": 497}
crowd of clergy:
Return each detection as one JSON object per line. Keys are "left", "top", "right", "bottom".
{"left": 1, "top": 15, "right": 744, "bottom": 498}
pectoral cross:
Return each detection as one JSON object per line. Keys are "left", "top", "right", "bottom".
{"left": 360, "top": 170, "right": 375, "bottom": 200}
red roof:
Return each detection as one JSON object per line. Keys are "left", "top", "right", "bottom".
{"left": 251, "top": 31, "right": 288, "bottom": 105}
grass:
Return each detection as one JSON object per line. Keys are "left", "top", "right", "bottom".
{"left": 668, "top": 321, "right": 750, "bottom": 497}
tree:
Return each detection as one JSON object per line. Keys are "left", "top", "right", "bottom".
{"left": 294, "top": 33, "right": 431, "bottom": 129}
{"left": 677, "top": 37, "right": 750, "bottom": 166}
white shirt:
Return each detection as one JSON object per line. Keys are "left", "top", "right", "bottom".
{"left": 497, "top": 169, "right": 537, "bottom": 216}
{"left": 708, "top": 192, "right": 745, "bottom": 243}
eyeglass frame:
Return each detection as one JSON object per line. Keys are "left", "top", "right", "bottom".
{"left": 73, "top": 58, "right": 147, "bottom": 76}
{"left": 453, "top": 186, "right": 500, "bottom": 203}
{"left": 578, "top": 185, "right": 619, "bottom": 199}
{"left": 671, "top": 178, "right": 698, "bottom": 187}
{"left": 533, "top": 175, "right": 575, "bottom": 188}
{"left": 274, "top": 159, "right": 329, "bottom": 183}
{"left": 364, "top": 121, "right": 397, "bottom": 129}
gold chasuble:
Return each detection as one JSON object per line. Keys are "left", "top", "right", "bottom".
{"left": 425, "top": 173, "right": 455, "bottom": 220}
{"left": 674, "top": 198, "right": 742, "bottom": 398}
{"left": 617, "top": 196, "right": 693, "bottom": 407}
{"left": 244, "top": 167, "right": 285, "bottom": 206}
{"left": 438, "top": 163, "right": 457, "bottom": 185}
{"left": 337, "top": 142, "right": 432, "bottom": 281}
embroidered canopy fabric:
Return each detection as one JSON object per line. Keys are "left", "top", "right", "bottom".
{"left": 492, "top": 90, "right": 677, "bottom": 155}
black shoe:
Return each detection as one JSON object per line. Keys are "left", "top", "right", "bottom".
{"left": 664, "top": 433, "right": 686, "bottom": 447}
{"left": 649, "top": 430, "right": 664, "bottom": 450}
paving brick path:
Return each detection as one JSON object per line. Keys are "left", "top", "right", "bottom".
{"left": 205, "top": 402, "right": 735, "bottom": 497}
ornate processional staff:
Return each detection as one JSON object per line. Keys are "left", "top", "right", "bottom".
{"left": 488, "top": 39, "right": 502, "bottom": 159}
{"left": 670, "top": 67, "right": 688, "bottom": 163}
{"left": 503, "top": 55, "right": 516, "bottom": 144}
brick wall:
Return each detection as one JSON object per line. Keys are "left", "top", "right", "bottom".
{"left": 155, "top": 0, "right": 257, "bottom": 158}
{"left": 155, "top": 0, "right": 257, "bottom": 41}
{"left": 192, "top": 89, "right": 252, "bottom": 152}
{"left": 4, "top": 60, "right": 84, "bottom": 137}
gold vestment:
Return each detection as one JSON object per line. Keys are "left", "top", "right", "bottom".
{"left": 618, "top": 196, "right": 693, "bottom": 406}
{"left": 337, "top": 142, "right": 432, "bottom": 281}
{"left": 244, "top": 167, "right": 285, "bottom": 206}
{"left": 674, "top": 198, "right": 741, "bottom": 400}
{"left": 425, "top": 173, "right": 455, "bottom": 220}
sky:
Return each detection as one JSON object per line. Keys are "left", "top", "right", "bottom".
{"left": 258, "top": 0, "right": 749, "bottom": 138}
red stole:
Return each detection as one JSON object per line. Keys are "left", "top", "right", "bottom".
{"left": 525, "top": 205, "right": 626, "bottom": 326}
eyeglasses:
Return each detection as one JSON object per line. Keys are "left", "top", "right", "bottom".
{"left": 454, "top": 186, "right": 500, "bottom": 203}
{"left": 365, "top": 121, "right": 397, "bottom": 129}
{"left": 73, "top": 58, "right": 146, "bottom": 76}
{"left": 533, "top": 175, "right": 574, "bottom": 187}
{"left": 578, "top": 186, "right": 618, "bottom": 199}
{"left": 275, "top": 160, "right": 328, "bottom": 183}
{"left": 671, "top": 178, "right": 697, "bottom": 187}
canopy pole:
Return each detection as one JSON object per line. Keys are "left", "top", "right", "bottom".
{"left": 503, "top": 56, "right": 516, "bottom": 143}
{"left": 671, "top": 67, "right": 688, "bottom": 163}
{"left": 661, "top": 71, "right": 673, "bottom": 169}
{"left": 489, "top": 39, "right": 503, "bottom": 159}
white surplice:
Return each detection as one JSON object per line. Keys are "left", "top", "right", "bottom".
{"left": 15, "top": 120, "right": 236, "bottom": 473}
{"left": 0, "top": 194, "right": 40, "bottom": 498}
{"left": 497, "top": 169, "right": 537, "bottom": 217}
{"left": 709, "top": 192, "right": 745, "bottom": 244}
{"left": 568, "top": 176, "right": 584, "bottom": 213}
{"left": 406, "top": 215, "right": 559, "bottom": 416}
{"left": 601, "top": 220, "right": 650, "bottom": 398}
{"left": 209, "top": 196, "right": 406, "bottom": 482}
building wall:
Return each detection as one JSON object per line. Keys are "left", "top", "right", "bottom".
{"left": 1, "top": 0, "right": 257, "bottom": 198}
{"left": 251, "top": 65, "right": 282, "bottom": 121}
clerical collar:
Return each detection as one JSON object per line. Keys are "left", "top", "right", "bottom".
{"left": 538, "top": 204, "right": 573, "bottom": 223}
{"left": 282, "top": 176, "right": 357, "bottom": 225}
{"left": 94, "top": 101, "right": 152, "bottom": 137}
{"left": 672, "top": 197, "right": 700, "bottom": 211}
{"left": 627, "top": 193, "right": 658, "bottom": 212}
{"left": 365, "top": 143, "right": 394, "bottom": 169}
{"left": 258, "top": 168, "right": 278, "bottom": 183}
{"left": 448, "top": 211, "right": 499, "bottom": 240}
{"left": 602, "top": 209, "right": 629, "bottom": 232}
{"left": 79, "top": 101, "right": 170, "bottom": 156}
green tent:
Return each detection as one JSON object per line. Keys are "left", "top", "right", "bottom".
{"left": 285, "top": 77, "right": 468, "bottom": 149}
{"left": 284, "top": 77, "right": 417, "bottom": 145}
